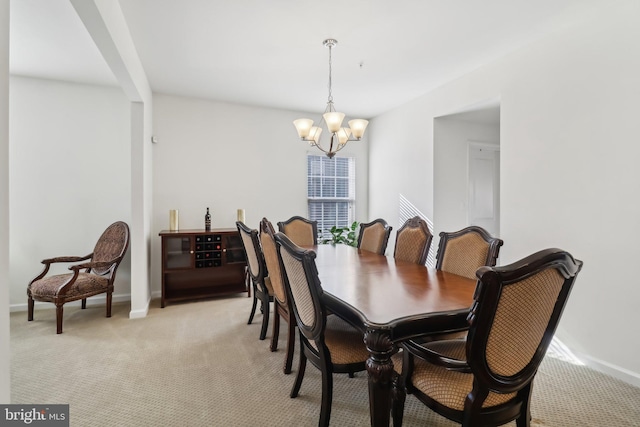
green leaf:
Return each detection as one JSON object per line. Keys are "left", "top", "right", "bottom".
{"left": 319, "top": 220, "right": 362, "bottom": 246}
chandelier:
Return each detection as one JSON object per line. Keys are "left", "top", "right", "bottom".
{"left": 293, "top": 39, "right": 369, "bottom": 159}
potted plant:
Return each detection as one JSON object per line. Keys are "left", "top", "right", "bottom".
{"left": 320, "top": 221, "right": 359, "bottom": 247}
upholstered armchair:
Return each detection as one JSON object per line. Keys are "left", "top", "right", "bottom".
{"left": 27, "top": 221, "right": 130, "bottom": 334}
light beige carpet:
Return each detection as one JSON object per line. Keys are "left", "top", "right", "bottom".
{"left": 10, "top": 296, "right": 640, "bottom": 426}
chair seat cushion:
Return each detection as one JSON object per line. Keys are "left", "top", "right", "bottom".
{"left": 392, "top": 350, "right": 403, "bottom": 374}
{"left": 409, "top": 339, "right": 516, "bottom": 411}
{"left": 323, "top": 315, "right": 370, "bottom": 365}
{"left": 30, "top": 273, "right": 109, "bottom": 300}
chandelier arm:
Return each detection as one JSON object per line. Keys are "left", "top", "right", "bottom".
{"left": 334, "top": 143, "right": 347, "bottom": 153}
{"left": 312, "top": 142, "right": 330, "bottom": 155}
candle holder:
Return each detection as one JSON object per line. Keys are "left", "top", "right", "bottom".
{"left": 169, "top": 210, "right": 179, "bottom": 231}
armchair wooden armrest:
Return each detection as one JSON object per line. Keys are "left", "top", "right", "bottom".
{"left": 41, "top": 254, "right": 93, "bottom": 264}
{"left": 391, "top": 310, "right": 470, "bottom": 342}
{"left": 31, "top": 253, "right": 94, "bottom": 284}
{"left": 58, "top": 258, "right": 123, "bottom": 295}
{"left": 69, "top": 259, "right": 119, "bottom": 272}
{"left": 402, "top": 340, "right": 471, "bottom": 373}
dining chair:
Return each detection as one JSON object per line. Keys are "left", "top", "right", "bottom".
{"left": 415, "top": 226, "right": 503, "bottom": 342}
{"left": 435, "top": 225, "right": 504, "bottom": 280}
{"left": 274, "top": 232, "right": 369, "bottom": 427}
{"left": 357, "top": 218, "right": 393, "bottom": 255}
{"left": 27, "top": 221, "right": 130, "bottom": 334}
{"left": 259, "top": 218, "right": 296, "bottom": 374}
{"left": 392, "top": 248, "right": 583, "bottom": 427}
{"left": 237, "top": 221, "right": 273, "bottom": 340}
{"left": 394, "top": 216, "right": 433, "bottom": 265}
{"left": 277, "top": 215, "right": 318, "bottom": 246}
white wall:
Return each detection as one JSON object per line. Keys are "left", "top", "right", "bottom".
{"left": 1, "top": 0, "right": 10, "bottom": 403}
{"left": 9, "top": 76, "right": 131, "bottom": 307}
{"left": 71, "top": 0, "right": 155, "bottom": 320}
{"left": 368, "top": 2, "right": 640, "bottom": 384}
{"left": 434, "top": 118, "right": 499, "bottom": 240}
{"left": 151, "top": 94, "right": 369, "bottom": 295}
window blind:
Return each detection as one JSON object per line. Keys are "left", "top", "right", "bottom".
{"left": 307, "top": 155, "right": 355, "bottom": 239}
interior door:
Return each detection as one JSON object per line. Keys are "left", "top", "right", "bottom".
{"left": 468, "top": 143, "right": 500, "bottom": 236}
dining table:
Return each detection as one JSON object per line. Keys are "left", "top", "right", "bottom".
{"left": 309, "top": 243, "right": 478, "bottom": 427}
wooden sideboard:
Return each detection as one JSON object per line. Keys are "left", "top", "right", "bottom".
{"left": 159, "top": 228, "right": 248, "bottom": 307}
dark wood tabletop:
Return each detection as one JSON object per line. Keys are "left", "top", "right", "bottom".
{"left": 310, "top": 243, "right": 477, "bottom": 427}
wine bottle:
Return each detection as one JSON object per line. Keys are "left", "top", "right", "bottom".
{"left": 205, "top": 207, "right": 211, "bottom": 231}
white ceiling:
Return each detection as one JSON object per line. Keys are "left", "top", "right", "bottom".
{"left": 10, "top": 0, "right": 608, "bottom": 118}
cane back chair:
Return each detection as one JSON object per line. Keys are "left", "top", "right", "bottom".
{"left": 394, "top": 216, "right": 433, "bottom": 265}
{"left": 277, "top": 215, "right": 318, "bottom": 246}
{"left": 436, "top": 226, "right": 504, "bottom": 280}
{"left": 237, "top": 221, "right": 273, "bottom": 340}
{"left": 357, "top": 218, "right": 393, "bottom": 255}
{"left": 275, "top": 232, "right": 369, "bottom": 427}
{"left": 392, "top": 248, "right": 583, "bottom": 427}
{"left": 260, "top": 218, "right": 296, "bottom": 374}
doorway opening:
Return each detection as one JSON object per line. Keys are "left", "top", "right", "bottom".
{"left": 433, "top": 100, "right": 501, "bottom": 244}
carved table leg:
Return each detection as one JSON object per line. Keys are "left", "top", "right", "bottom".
{"left": 365, "top": 327, "right": 394, "bottom": 427}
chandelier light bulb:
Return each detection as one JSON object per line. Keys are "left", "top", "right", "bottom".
{"left": 309, "top": 126, "right": 323, "bottom": 143}
{"left": 323, "top": 112, "right": 345, "bottom": 133}
{"left": 337, "top": 127, "right": 351, "bottom": 145}
{"left": 293, "top": 118, "right": 314, "bottom": 139}
{"left": 348, "top": 119, "right": 369, "bottom": 139}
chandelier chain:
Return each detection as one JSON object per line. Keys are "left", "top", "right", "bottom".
{"left": 327, "top": 43, "right": 333, "bottom": 104}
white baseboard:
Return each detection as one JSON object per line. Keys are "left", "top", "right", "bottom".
{"left": 128, "top": 291, "right": 160, "bottom": 319}
{"left": 11, "top": 290, "right": 163, "bottom": 315}
{"left": 576, "top": 351, "right": 640, "bottom": 389}
{"left": 128, "top": 301, "right": 149, "bottom": 319}
{"left": 10, "top": 293, "right": 132, "bottom": 313}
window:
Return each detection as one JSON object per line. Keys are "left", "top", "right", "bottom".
{"left": 307, "top": 154, "right": 356, "bottom": 239}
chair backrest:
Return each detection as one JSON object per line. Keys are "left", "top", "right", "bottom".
{"left": 393, "top": 216, "right": 432, "bottom": 265}
{"left": 92, "top": 221, "right": 130, "bottom": 276}
{"left": 357, "top": 218, "right": 392, "bottom": 255}
{"left": 259, "top": 218, "right": 288, "bottom": 307}
{"left": 274, "top": 232, "right": 325, "bottom": 345}
{"left": 277, "top": 216, "right": 318, "bottom": 246}
{"left": 236, "top": 221, "right": 267, "bottom": 288}
{"left": 435, "top": 226, "right": 503, "bottom": 280}
{"left": 467, "top": 248, "right": 582, "bottom": 394}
